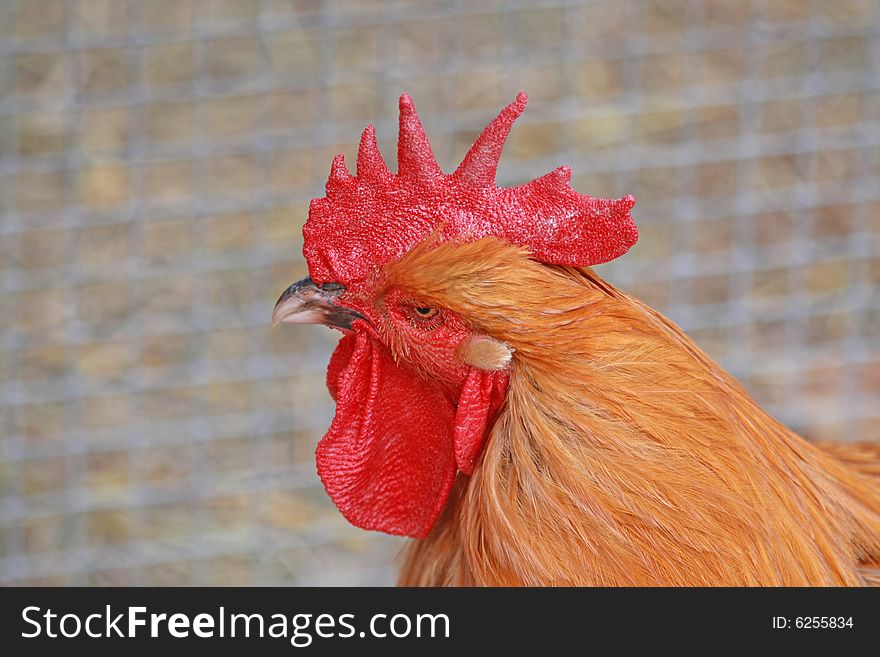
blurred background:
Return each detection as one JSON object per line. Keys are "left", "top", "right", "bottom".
{"left": 1, "top": 0, "right": 878, "bottom": 585}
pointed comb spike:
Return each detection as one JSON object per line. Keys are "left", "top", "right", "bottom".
{"left": 397, "top": 93, "right": 442, "bottom": 180}
{"left": 515, "top": 165, "right": 572, "bottom": 196}
{"left": 619, "top": 194, "right": 636, "bottom": 212}
{"left": 454, "top": 91, "right": 528, "bottom": 188}
{"left": 356, "top": 125, "right": 391, "bottom": 181}
{"left": 326, "top": 153, "right": 353, "bottom": 197}
{"left": 329, "top": 153, "right": 351, "bottom": 181}
{"left": 554, "top": 165, "right": 572, "bottom": 184}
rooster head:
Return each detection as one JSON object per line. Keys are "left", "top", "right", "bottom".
{"left": 273, "top": 92, "right": 637, "bottom": 538}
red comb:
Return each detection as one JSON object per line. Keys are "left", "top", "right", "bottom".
{"left": 303, "top": 92, "right": 637, "bottom": 284}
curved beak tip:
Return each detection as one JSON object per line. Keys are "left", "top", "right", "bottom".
{"left": 272, "top": 276, "right": 364, "bottom": 331}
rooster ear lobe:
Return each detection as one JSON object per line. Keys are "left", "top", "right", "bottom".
{"left": 453, "top": 368, "right": 509, "bottom": 475}
{"left": 457, "top": 335, "right": 513, "bottom": 371}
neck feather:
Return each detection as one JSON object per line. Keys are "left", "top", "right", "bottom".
{"left": 400, "top": 270, "right": 880, "bottom": 585}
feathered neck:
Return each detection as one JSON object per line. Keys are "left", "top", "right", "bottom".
{"left": 400, "top": 270, "right": 880, "bottom": 585}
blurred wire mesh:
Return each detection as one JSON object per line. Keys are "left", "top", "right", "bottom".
{"left": 0, "top": 0, "right": 878, "bottom": 585}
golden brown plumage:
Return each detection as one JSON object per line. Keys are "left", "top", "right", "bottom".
{"left": 392, "top": 237, "right": 880, "bottom": 586}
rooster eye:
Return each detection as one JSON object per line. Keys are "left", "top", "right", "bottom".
{"left": 404, "top": 304, "right": 444, "bottom": 328}
{"left": 398, "top": 299, "right": 445, "bottom": 328}
{"left": 413, "top": 306, "right": 439, "bottom": 319}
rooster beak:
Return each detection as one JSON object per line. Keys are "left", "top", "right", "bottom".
{"left": 272, "top": 276, "right": 365, "bottom": 330}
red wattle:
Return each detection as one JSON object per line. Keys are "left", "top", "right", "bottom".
{"left": 453, "top": 368, "right": 509, "bottom": 475}
{"left": 326, "top": 333, "right": 356, "bottom": 402}
{"left": 317, "top": 331, "right": 510, "bottom": 538}
{"left": 316, "top": 331, "right": 457, "bottom": 538}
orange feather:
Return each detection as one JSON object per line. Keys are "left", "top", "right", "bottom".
{"left": 388, "top": 237, "right": 880, "bottom": 586}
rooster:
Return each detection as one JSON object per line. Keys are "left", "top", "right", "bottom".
{"left": 272, "top": 93, "right": 880, "bottom": 586}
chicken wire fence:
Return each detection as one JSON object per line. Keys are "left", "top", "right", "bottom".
{"left": 0, "top": 0, "right": 878, "bottom": 585}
